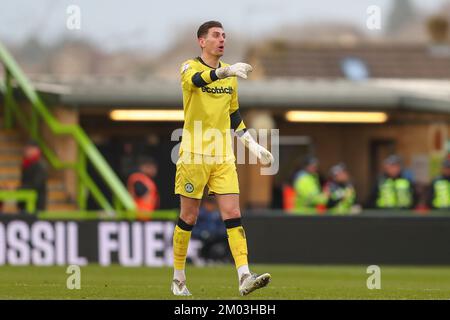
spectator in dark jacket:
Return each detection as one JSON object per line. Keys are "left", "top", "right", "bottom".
{"left": 323, "top": 163, "right": 357, "bottom": 214}
{"left": 18, "top": 141, "right": 48, "bottom": 212}
{"left": 192, "top": 196, "right": 230, "bottom": 263}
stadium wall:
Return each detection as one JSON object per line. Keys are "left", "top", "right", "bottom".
{"left": 1, "top": 214, "right": 450, "bottom": 266}
{"left": 245, "top": 215, "right": 450, "bottom": 265}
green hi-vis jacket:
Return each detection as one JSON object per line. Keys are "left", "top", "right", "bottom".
{"left": 293, "top": 171, "right": 327, "bottom": 214}
{"left": 372, "top": 176, "right": 414, "bottom": 209}
{"left": 429, "top": 177, "right": 450, "bottom": 209}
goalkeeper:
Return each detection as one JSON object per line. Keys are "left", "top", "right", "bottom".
{"left": 171, "top": 20, "right": 273, "bottom": 296}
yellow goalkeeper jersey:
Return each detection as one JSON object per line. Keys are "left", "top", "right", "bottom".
{"left": 179, "top": 57, "right": 245, "bottom": 157}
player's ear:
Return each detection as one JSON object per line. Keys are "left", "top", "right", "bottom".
{"left": 198, "top": 37, "right": 206, "bottom": 49}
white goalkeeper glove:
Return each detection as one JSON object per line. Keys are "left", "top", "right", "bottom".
{"left": 239, "top": 131, "right": 274, "bottom": 165}
{"left": 216, "top": 63, "right": 253, "bottom": 79}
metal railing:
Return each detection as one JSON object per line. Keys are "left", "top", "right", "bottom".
{"left": 0, "top": 190, "right": 37, "bottom": 213}
{"left": 0, "top": 41, "right": 136, "bottom": 214}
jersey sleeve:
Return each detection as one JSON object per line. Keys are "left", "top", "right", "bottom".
{"left": 229, "top": 78, "right": 246, "bottom": 132}
{"left": 180, "top": 60, "right": 219, "bottom": 90}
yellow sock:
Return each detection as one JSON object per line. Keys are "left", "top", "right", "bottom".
{"left": 227, "top": 226, "right": 249, "bottom": 269}
{"left": 173, "top": 225, "right": 192, "bottom": 271}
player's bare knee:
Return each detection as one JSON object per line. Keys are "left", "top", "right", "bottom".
{"left": 222, "top": 207, "right": 241, "bottom": 220}
{"left": 180, "top": 204, "right": 199, "bottom": 225}
{"left": 180, "top": 209, "right": 198, "bottom": 225}
{"left": 179, "top": 196, "right": 200, "bottom": 225}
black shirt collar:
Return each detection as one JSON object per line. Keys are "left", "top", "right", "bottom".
{"left": 197, "top": 56, "right": 221, "bottom": 69}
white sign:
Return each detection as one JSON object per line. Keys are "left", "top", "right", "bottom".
{"left": 0, "top": 220, "right": 201, "bottom": 267}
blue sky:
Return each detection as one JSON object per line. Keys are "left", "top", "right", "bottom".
{"left": 0, "top": 0, "right": 447, "bottom": 53}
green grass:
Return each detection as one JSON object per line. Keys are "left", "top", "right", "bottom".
{"left": 0, "top": 264, "right": 450, "bottom": 299}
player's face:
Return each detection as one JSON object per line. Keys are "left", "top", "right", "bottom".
{"left": 201, "top": 27, "right": 226, "bottom": 57}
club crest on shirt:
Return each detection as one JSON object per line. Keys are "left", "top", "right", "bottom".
{"left": 185, "top": 183, "right": 194, "bottom": 193}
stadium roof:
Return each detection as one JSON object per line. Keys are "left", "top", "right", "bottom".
{"left": 246, "top": 42, "right": 450, "bottom": 79}
{"left": 27, "top": 77, "right": 450, "bottom": 113}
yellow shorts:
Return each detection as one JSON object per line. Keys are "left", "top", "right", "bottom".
{"left": 175, "top": 152, "right": 239, "bottom": 199}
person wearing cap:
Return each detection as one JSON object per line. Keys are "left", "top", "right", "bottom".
{"left": 323, "top": 163, "right": 356, "bottom": 214}
{"left": 18, "top": 140, "right": 48, "bottom": 212}
{"left": 366, "top": 155, "right": 416, "bottom": 209}
{"left": 427, "top": 158, "right": 450, "bottom": 209}
{"left": 292, "top": 155, "right": 327, "bottom": 214}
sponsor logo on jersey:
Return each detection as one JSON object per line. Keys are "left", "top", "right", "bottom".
{"left": 201, "top": 86, "right": 234, "bottom": 95}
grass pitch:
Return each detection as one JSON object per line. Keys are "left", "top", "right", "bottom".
{"left": 0, "top": 264, "right": 449, "bottom": 300}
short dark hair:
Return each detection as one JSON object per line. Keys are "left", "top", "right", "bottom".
{"left": 197, "top": 21, "right": 223, "bottom": 39}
